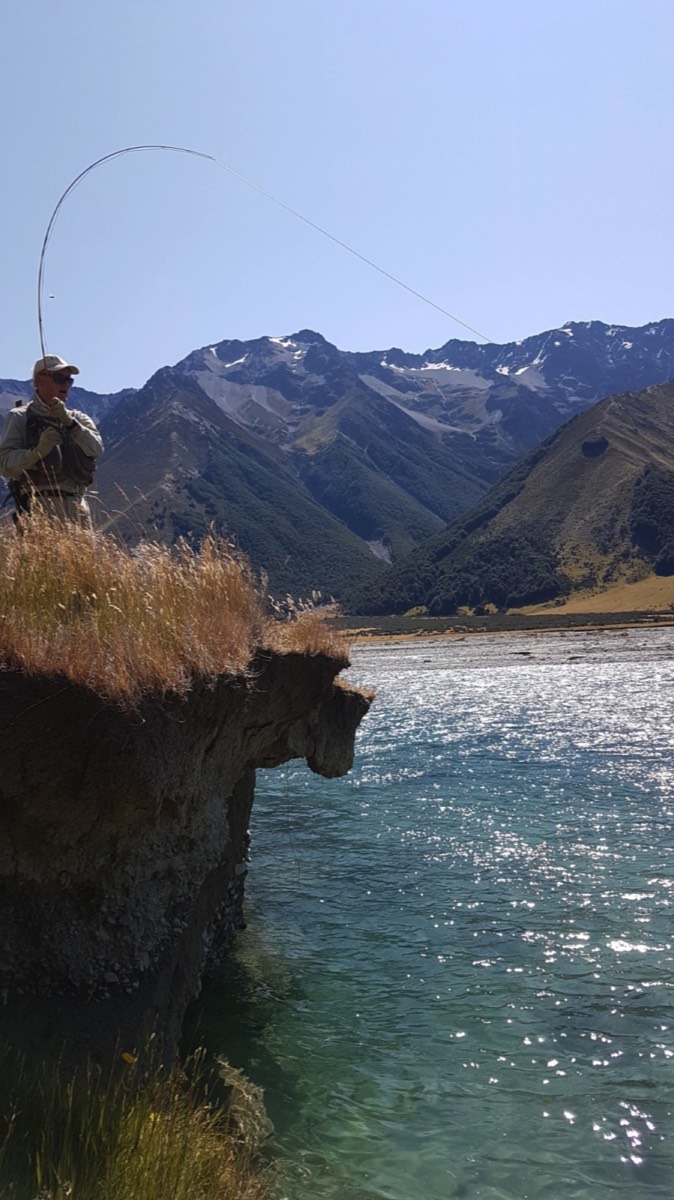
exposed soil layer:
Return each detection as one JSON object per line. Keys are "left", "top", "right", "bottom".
{"left": 0, "top": 650, "right": 371, "bottom": 1060}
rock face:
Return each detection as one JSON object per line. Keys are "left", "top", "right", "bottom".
{"left": 0, "top": 650, "right": 371, "bottom": 1055}
{"left": 92, "top": 318, "right": 674, "bottom": 579}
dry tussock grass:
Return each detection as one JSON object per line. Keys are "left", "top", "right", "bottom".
{"left": 263, "top": 604, "right": 349, "bottom": 660}
{"left": 0, "top": 515, "right": 349, "bottom": 703}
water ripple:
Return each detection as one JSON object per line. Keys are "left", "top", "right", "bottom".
{"left": 191, "top": 630, "right": 674, "bottom": 1200}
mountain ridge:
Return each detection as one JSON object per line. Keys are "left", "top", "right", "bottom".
{"left": 361, "top": 378, "right": 674, "bottom": 615}
{"left": 3, "top": 318, "right": 674, "bottom": 603}
{"left": 94, "top": 369, "right": 385, "bottom": 599}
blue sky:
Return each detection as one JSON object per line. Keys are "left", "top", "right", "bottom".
{"left": 2, "top": 0, "right": 673, "bottom": 393}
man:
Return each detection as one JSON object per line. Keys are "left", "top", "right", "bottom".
{"left": 0, "top": 354, "right": 103, "bottom": 526}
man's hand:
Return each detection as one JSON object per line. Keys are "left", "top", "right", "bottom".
{"left": 51, "top": 399, "right": 75, "bottom": 427}
{"left": 36, "top": 427, "right": 63, "bottom": 459}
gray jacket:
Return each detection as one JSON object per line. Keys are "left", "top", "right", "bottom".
{"left": 0, "top": 395, "right": 104, "bottom": 494}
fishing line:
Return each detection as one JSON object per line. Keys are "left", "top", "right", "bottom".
{"left": 37, "top": 143, "right": 493, "bottom": 358}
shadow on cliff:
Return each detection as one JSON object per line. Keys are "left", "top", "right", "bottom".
{"left": 0, "top": 650, "right": 372, "bottom": 1064}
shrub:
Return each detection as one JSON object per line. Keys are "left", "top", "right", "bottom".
{"left": 655, "top": 542, "right": 674, "bottom": 576}
{"left": 630, "top": 466, "right": 674, "bottom": 560}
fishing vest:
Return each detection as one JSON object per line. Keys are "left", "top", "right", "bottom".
{"left": 24, "top": 410, "right": 96, "bottom": 490}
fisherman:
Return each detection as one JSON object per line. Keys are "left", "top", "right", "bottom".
{"left": 0, "top": 354, "right": 103, "bottom": 526}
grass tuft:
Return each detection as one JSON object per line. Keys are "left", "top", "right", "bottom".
{"left": 0, "top": 1045, "right": 270, "bottom": 1200}
{"left": 264, "top": 603, "right": 349, "bottom": 660}
{"left": 0, "top": 515, "right": 349, "bottom": 704}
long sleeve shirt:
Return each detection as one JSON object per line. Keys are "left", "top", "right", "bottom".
{"left": 0, "top": 394, "right": 103, "bottom": 493}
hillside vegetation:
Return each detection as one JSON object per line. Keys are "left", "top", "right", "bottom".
{"left": 358, "top": 380, "right": 674, "bottom": 615}
{"left": 95, "top": 375, "right": 384, "bottom": 601}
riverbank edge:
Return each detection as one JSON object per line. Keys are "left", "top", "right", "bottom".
{"left": 336, "top": 611, "right": 674, "bottom": 641}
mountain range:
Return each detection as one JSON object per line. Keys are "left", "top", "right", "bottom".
{"left": 2, "top": 318, "right": 674, "bottom": 606}
{"left": 360, "top": 379, "right": 674, "bottom": 615}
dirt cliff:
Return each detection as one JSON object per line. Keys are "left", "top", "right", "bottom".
{"left": 0, "top": 649, "right": 371, "bottom": 1056}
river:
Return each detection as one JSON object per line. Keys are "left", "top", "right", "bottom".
{"left": 189, "top": 626, "right": 674, "bottom": 1199}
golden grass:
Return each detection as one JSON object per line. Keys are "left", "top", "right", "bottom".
{"left": 520, "top": 573, "right": 674, "bottom": 615}
{"left": 0, "top": 514, "right": 349, "bottom": 704}
{"left": 263, "top": 604, "right": 349, "bottom": 660}
{"left": 0, "top": 1046, "right": 270, "bottom": 1200}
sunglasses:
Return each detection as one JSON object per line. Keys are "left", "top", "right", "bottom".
{"left": 49, "top": 372, "right": 75, "bottom": 385}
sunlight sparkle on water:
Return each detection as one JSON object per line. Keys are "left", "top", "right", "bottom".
{"left": 193, "top": 629, "right": 674, "bottom": 1200}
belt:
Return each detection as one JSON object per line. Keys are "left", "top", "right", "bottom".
{"left": 36, "top": 489, "right": 78, "bottom": 499}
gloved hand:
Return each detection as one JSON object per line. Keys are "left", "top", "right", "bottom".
{"left": 36, "top": 426, "right": 62, "bottom": 459}
{"left": 50, "top": 399, "right": 75, "bottom": 427}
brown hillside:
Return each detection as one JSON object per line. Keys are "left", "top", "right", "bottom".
{"left": 371, "top": 378, "right": 674, "bottom": 616}
{"left": 479, "top": 380, "right": 674, "bottom": 585}
{"left": 525, "top": 573, "right": 674, "bottom": 615}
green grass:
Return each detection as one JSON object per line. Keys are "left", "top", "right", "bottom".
{"left": 0, "top": 1045, "right": 270, "bottom": 1200}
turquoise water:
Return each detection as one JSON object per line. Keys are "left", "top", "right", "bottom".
{"left": 190, "top": 629, "right": 674, "bottom": 1199}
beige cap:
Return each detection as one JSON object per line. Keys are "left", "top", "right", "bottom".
{"left": 33, "top": 354, "right": 80, "bottom": 379}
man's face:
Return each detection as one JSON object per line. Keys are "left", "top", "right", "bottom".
{"left": 35, "top": 370, "right": 75, "bottom": 406}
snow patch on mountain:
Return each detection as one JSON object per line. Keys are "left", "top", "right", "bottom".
{"left": 258, "top": 337, "right": 309, "bottom": 371}
{"left": 512, "top": 365, "right": 548, "bottom": 389}
{"left": 219, "top": 355, "right": 248, "bottom": 369}
{"left": 419, "top": 365, "right": 491, "bottom": 389}
{"left": 380, "top": 360, "right": 492, "bottom": 390}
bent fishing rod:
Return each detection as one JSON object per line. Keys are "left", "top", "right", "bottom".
{"left": 37, "top": 142, "right": 493, "bottom": 360}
